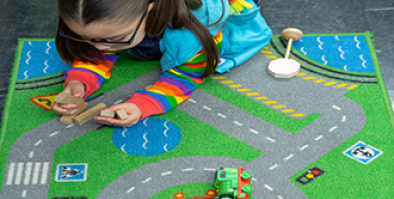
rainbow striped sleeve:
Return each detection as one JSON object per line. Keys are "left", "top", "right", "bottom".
{"left": 228, "top": 0, "right": 254, "bottom": 14}
{"left": 64, "top": 52, "right": 120, "bottom": 98}
{"left": 126, "top": 30, "right": 223, "bottom": 119}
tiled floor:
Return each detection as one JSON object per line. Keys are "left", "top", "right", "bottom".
{"left": 1, "top": 0, "right": 393, "bottom": 125}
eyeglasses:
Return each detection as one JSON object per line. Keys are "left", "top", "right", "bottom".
{"left": 59, "top": 9, "right": 148, "bottom": 47}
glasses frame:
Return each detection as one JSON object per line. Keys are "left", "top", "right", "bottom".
{"left": 59, "top": 9, "right": 148, "bottom": 47}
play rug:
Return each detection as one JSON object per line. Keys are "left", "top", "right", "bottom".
{"left": 1, "top": 32, "right": 394, "bottom": 199}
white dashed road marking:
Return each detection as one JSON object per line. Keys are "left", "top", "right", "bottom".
{"left": 329, "top": 126, "right": 338, "bottom": 132}
{"left": 269, "top": 164, "right": 278, "bottom": 170}
{"left": 266, "top": 137, "right": 275, "bottom": 142}
{"left": 265, "top": 184, "right": 273, "bottom": 191}
{"left": 188, "top": 99, "right": 197, "bottom": 103}
{"left": 218, "top": 113, "right": 227, "bottom": 118}
{"left": 34, "top": 140, "right": 42, "bottom": 146}
{"left": 203, "top": 106, "right": 212, "bottom": 111}
{"left": 315, "top": 135, "right": 323, "bottom": 141}
{"left": 142, "top": 177, "right": 152, "bottom": 183}
{"left": 161, "top": 171, "right": 172, "bottom": 176}
{"left": 249, "top": 129, "right": 259, "bottom": 134}
{"left": 332, "top": 105, "right": 341, "bottom": 110}
{"left": 284, "top": 154, "right": 294, "bottom": 161}
{"left": 300, "top": 145, "right": 309, "bottom": 151}
{"left": 127, "top": 187, "right": 135, "bottom": 193}
{"left": 49, "top": 131, "right": 59, "bottom": 137}
{"left": 234, "top": 121, "right": 243, "bottom": 126}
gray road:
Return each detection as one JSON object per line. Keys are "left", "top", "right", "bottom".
{"left": 2, "top": 52, "right": 366, "bottom": 199}
{"left": 0, "top": 69, "right": 160, "bottom": 199}
{"left": 97, "top": 53, "right": 366, "bottom": 199}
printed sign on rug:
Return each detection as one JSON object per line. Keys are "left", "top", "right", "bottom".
{"left": 343, "top": 141, "right": 383, "bottom": 164}
{"left": 55, "top": 164, "right": 88, "bottom": 182}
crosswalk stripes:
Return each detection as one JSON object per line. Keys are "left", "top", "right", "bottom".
{"left": 5, "top": 163, "right": 15, "bottom": 185}
{"left": 15, "top": 163, "right": 24, "bottom": 185}
{"left": 24, "top": 163, "right": 32, "bottom": 185}
{"left": 5, "top": 162, "right": 50, "bottom": 185}
{"left": 32, "top": 162, "right": 40, "bottom": 185}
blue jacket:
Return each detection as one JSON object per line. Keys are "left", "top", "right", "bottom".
{"left": 159, "top": 0, "right": 272, "bottom": 73}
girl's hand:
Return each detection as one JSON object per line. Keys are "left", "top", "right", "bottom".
{"left": 94, "top": 103, "right": 142, "bottom": 127}
{"left": 53, "top": 80, "right": 86, "bottom": 115}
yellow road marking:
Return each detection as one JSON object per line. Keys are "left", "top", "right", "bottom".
{"left": 261, "top": 50, "right": 272, "bottom": 54}
{"left": 255, "top": 96, "right": 269, "bottom": 100}
{"left": 212, "top": 76, "right": 225, "bottom": 80}
{"left": 214, "top": 76, "right": 306, "bottom": 118}
{"left": 264, "top": 101, "right": 277, "bottom": 104}
{"left": 246, "top": 92, "right": 260, "bottom": 96}
{"left": 238, "top": 88, "right": 252, "bottom": 92}
{"left": 273, "top": 105, "right": 287, "bottom": 109}
{"left": 229, "top": 84, "right": 242, "bottom": 88}
{"left": 221, "top": 80, "right": 234, "bottom": 84}
{"left": 347, "top": 85, "right": 358, "bottom": 90}
{"left": 291, "top": 114, "right": 305, "bottom": 117}
{"left": 324, "top": 81, "right": 337, "bottom": 86}
{"left": 314, "top": 79, "right": 326, "bottom": 83}
{"left": 264, "top": 46, "right": 269, "bottom": 49}
{"left": 265, "top": 55, "right": 277, "bottom": 59}
{"left": 297, "top": 73, "right": 307, "bottom": 77}
{"left": 335, "top": 83, "right": 348, "bottom": 88}
{"left": 304, "top": 76, "right": 317, "bottom": 80}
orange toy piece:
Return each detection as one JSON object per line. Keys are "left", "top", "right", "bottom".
{"left": 237, "top": 167, "right": 253, "bottom": 199}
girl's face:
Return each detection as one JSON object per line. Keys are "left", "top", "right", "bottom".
{"left": 64, "top": 3, "right": 153, "bottom": 52}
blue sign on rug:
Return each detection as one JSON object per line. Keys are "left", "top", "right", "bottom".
{"left": 56, "top": 164, "right": 88, "bottom": 182}
{"left": 343, "top": 141, "right": 382, "bottom": 164}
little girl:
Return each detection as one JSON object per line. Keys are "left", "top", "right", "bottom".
{"left": 54, "top": 0, "right": 272, "bottom": 127}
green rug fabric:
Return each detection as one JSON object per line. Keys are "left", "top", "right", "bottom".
{"left": 1, "top": 32, "right": 394, "bottom": 199}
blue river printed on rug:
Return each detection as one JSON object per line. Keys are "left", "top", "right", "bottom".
{"left": 293, "top": 35, "right": 374, "bottom": 73}
{"left": 112, "top": 118, "right": 182, "bottom": 156}
{"left": 18, "top": 41, "right": 71, "bottom": 80}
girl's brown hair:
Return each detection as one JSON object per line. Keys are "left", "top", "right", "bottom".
{"left": 56, "top": 0, "right": 224, "bottom": 78}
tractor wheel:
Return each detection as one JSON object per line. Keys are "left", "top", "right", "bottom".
{"left": 219, "top": 194, "right": 234, "bottom": 199}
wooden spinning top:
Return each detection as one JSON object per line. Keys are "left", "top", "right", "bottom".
{"left": 267, "top": 28, "right": 303, "bottom": 78}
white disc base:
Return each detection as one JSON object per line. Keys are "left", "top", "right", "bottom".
{"left": 267, "top": 58, "right": 300, "bottom": 78}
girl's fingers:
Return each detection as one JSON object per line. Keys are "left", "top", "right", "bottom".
{"left": 64, "top": 109, "right": 77, "bottom": 115}
{"left": 54, "top": 103, "right": 78, "bottom": 115}
{"left": 58, "top": 103, "right": 77, "bottom": 109}
{"left": 95, "top": 115, "right": 138, "bottom": 127}
{"left": 98, "top": 120, "right": 112, "bottom": 126}
{"left": 111, "top": 116, "right": 139, "bottom": 127}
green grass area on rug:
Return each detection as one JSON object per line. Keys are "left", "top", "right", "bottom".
{"left": 290, "top": 84, "right": 394, "bottom": 198}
